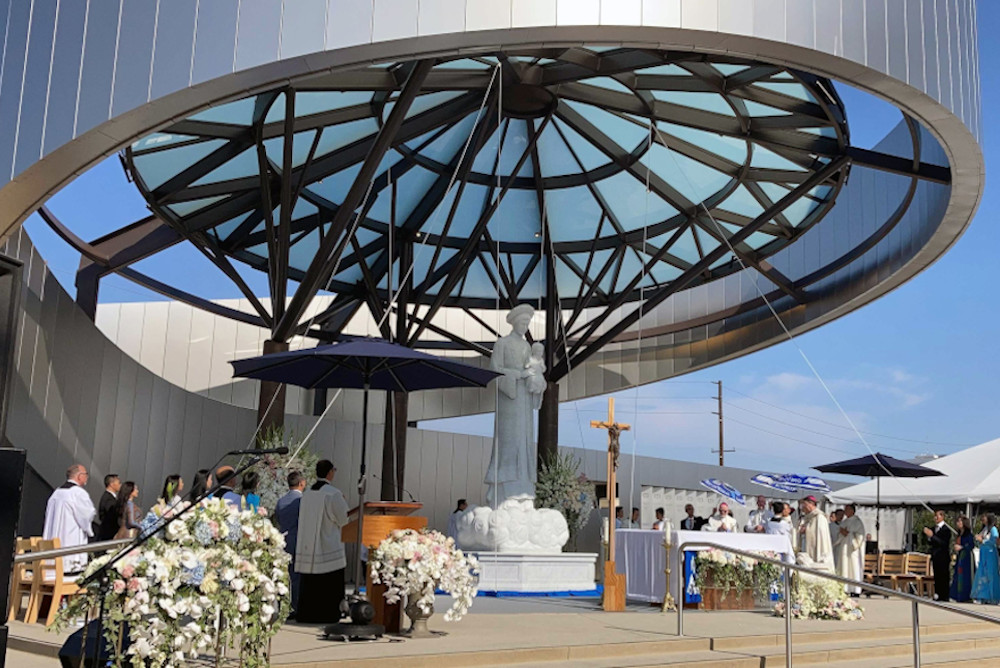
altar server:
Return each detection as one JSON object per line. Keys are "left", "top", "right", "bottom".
{"left": 296, "top": 459, "right": 350, "bottom": 623}
{"left": 652, "top": 508, "right": 666, "bottom": 531}
{"left": 835, "top": 504, "right": 866, "bottom": 594}
{"left": 43, "top": 464, "right": 96, "bottom": 573}
{"left": 829, "top": 509, "right": 845, "bottom": 571}
{"left": 744, "top": 495, "right": 773, "bottom": 533}
{"left": 797, "top": 495, "right": 834, "bottom": 572}
{"left": 765, "top": 502, "right": 795, "bottom": 563}
{"left": 702, "top": 503, "right": 737, "bottom": 532}
{"left": 447, "top": 499, "right": 467, "bottom": 541}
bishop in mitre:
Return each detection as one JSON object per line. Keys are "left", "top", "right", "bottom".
{"left": 796, "top": 495, "right": 834, "bottom": 572}
{"left": 835, "top": 504, "right": 866, "bottom": 594}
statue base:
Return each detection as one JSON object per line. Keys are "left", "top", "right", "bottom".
{"left": 456, "top": 499, "right": 569, "bottom": 553}
{"left": 472, "top": 552, "right": 598, "bottom": 593}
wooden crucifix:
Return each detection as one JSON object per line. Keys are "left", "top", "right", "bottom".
{"left": 591, "top": 397, "right": 630, "bottom": 612}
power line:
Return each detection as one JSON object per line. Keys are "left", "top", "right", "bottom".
{"left": 722, "top": 402, "right": 931, "bottom": 455}
{"left": 724, "top": 386, "right": 973, "bottom": 448}
{"left": 724, "top": 416, "right": 864, "bottom": 456}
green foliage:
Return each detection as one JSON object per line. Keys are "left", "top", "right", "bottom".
{"left": 534, "top": 452, "right": 596, "bottom": 546}
{"left": 694, "top": 549, "right": 782, "bottom": 601}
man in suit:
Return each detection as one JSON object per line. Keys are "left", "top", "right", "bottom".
{"left": 680, "top": 504, "right": 706, "bottom": 531}
{"left": 94, "top": 474, "right": 120, "bottom": 541}
{"left": 275, "top": 470, "right": 306, "bottom": 616}
{"left": 923, "top": 510, "right": 953, "bottom": 601}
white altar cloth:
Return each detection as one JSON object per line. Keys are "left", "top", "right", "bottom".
{"left": 615, "top": 530, "right": 793, "bottom": 603}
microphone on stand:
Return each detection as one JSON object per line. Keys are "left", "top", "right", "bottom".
{"left": 226, "top": 447, "right": 289, "bottom": 456}
{"left": 371, "top": 473, "right": 418, "bottom": 503}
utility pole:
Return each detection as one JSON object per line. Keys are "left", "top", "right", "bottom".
{"left": 711, "top": 380, "right": 734, "bottom": 466}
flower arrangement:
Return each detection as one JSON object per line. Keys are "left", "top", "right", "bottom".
{"left": 773, "top": 574, "right": 865, "bottom": 621}
{"left": 694, "top": 548, "right": 782, "bottom": 601}
{"left": 534, "top": 452, "right": 596, "bottom": 547}
{"left": 253, "top": 427, "right": 320, "bottom": 512}
{"left": 369, "top": 529, "right": 479, "bottom": 622}
{"left": 53, "top": 498, "right": 291, "bottom": 667}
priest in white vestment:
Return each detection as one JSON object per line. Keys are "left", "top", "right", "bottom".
{"left": 744, "top": 495, "right": 773, "bottom": 533}
{"left": 702, "top": 502, "right": 737, "bottom": 532}
{"left": 796, "top": 496, "right": 834, "bottom": 572}
{"left": 835, "top": 504, "right": 866, "bottom": 594}
{"left": 43, "top": 464, "right": 96, "bottom": 573}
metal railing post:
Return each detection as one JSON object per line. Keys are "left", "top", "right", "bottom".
{"left": 677, "top": 551, "right": 685, "bottom": 636}
{"left": 784, "top": 563, "right": 792, "bottom": 667}
{"left": 912, "top": 599, "right": 921, "bottom": 667}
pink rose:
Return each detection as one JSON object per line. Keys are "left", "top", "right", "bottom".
{"left": 122, "top": 565, "right": 135, "bottom": 578}
{"left": 112, "top": 580, "right": 126, "bottom": 594}
{"left": 127, "top": 578, "right": 140, "bottom": 592}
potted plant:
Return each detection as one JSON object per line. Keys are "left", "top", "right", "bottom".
{"left": 369, "top": 529, "right": 479, "bottom": 636}
{"left": 693, "top": 549, "right": 782, "bottom": 610}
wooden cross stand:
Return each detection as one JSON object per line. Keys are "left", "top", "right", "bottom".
{"left": 591, "top": 397, "right": 630, "bottom": 612}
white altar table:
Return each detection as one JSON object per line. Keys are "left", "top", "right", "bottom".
{"left": 615, "top": 530, "right": 793, "bottom": 603}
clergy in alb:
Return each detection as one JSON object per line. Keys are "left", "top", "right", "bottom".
{"left": 295, "top": 459, "right": 350, "bottom": 623}
{"left": 43, "top": 464, "right": 96, "bottom": 573}
{"left": 835, "top": 504, "right": 866, "bottom": 594}
{"left": 797, "top": 495, "right": 834, "bottom": 572}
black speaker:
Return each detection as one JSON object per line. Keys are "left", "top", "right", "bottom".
{"left": 0, "top": 448, "right": 25, "bottom": 668}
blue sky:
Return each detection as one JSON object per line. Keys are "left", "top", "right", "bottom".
{"left": 22, "top": 20, "right": 1000, "bottom": 477}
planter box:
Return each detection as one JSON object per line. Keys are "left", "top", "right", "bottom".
{"left": 697, "top": 573, "right": 756, "bottom": 610}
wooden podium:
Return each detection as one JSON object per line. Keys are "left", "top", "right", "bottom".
{"left": 343, "top": 502, "right": 426, "bottom": 632}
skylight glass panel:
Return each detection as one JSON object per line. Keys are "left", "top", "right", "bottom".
{"left": 562, "top": 100, "right": 649, "bottom": 154}
{"left": 717, "top": 184, "right": 765, "bottom": 218}
{"left": 131, "top": 139, "right": 227, "bottom": 189}
{"left": 551, "top": 118, "right": 610, "bottom": 171}
{"left": 190, "top": 147, "right": 259, "bottom": 186}
{"left": 655, "top": 122, "right": 747, "bottom": 164}
{"left": 544, "top": 186, "right": 603, "bottom": 241}
{"left": 668, "top": 227, "right": 700, "bottom": 264}
{"left": 651, "top": 91, "right": 736, "bottom": 116}
{"left": 295, "top": 91, "right": 373, "bottom": 116}
{"left": 131, "top": 133, "right": 200, "bottom": 153}
{"left": 742, "top": 100, "right": 793, "bottom": 116}
{"left": 639, "top": 143, "right": 730, "bottom": 204}
{"left": 580, "top": 76, "right": 634, "bottom": 94}
{"left": 311, "top": 118, "right": 379, "bottom": 158}
{"left": 166, "top": 195, "right": 227, "bottom": 217}
{"left": 594, "top": 171, "right": 679, "bottom": 231}
{"left": 755, "top": 81, "right": 817, "bottom": 102}
{"left": 713, "top": 64, "right": 751, "bottom": 76}
{"left": 749, "top": 145, "right": 807, "bottom": 171}
{"left": 493, "top": 189, "right": 541, "bottom": 242}
{"left": 190, "top": 98, "right": 257, "bottom": 125}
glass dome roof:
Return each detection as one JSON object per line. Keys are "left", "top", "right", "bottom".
{"left": 125, "top": 47, "right": 849, "bottom": 309}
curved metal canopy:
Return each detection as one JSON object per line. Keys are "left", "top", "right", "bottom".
{"left": 42, "top": 46, "right": 950, "bottom": 381}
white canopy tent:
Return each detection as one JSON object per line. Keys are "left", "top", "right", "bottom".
{"left": 829, "top": 438, "right": 1000, "bottom": 506}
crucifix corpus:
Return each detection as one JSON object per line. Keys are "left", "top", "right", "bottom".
{"left": 591, "top": 397, "right": 630, "bottom": 612}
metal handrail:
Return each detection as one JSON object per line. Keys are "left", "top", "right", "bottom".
{"left": 676, "top": 540, "right": 1000, "bottom": 668}
{"left": 14, "top": 538, "right": 131, "bottom": 563}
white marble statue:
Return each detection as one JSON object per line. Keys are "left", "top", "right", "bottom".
{"left": 484, "top": 303, "right": 544, "bottom": 508}
{"left": 457, "top": 304, "right": 569, "bottom": 554}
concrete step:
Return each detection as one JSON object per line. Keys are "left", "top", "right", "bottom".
{"left": 480, "top": 627, "right": 1000, "bottom": 668}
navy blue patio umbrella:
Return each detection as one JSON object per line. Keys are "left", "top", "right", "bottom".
{"left": 815, "top": 453, "right": 943, "bottom": 546}
{"left": 231, "top": 336, "right": 501, "bottom": 595}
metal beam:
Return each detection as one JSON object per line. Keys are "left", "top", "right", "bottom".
{"left": 552, "top": 155, "right": 847, "bottom": 378}
{"left": 273, "top": 60, "right": 434, "bottom": 342}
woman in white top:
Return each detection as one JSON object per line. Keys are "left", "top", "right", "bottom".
{"left": 652, "top": 507, "right": 667, "bottom": 531}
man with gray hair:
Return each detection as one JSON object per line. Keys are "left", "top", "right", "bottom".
{"left": 43, "top": 464, "right": 96, "bottom": 573}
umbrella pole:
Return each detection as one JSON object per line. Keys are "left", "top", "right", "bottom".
{"left": 876, "top": 476, "right": 881, "bottom": 551}
{"left": 354, "top": 380, "right": 371, "bottom": 598}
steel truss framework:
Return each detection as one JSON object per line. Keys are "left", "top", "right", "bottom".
{"left": 45, "top": 47, "right": 950, "bottom": 383}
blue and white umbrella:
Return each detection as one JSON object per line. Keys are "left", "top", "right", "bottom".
{"left": 700, "top": 478, "right": 746, "bottom": 506}
{"left": 777, "top": 473, "right": 831, "bottom": 493}
{"left": 750, "top": 473, "right": 800, "bottom": 495}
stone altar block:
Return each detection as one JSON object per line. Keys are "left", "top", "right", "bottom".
{"left": 472, "top": 552, "right": 598, "bottom": 593}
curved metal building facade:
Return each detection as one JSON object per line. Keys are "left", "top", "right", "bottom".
{"left": 0, "top": 1, "right": 983, "bottom": 516}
